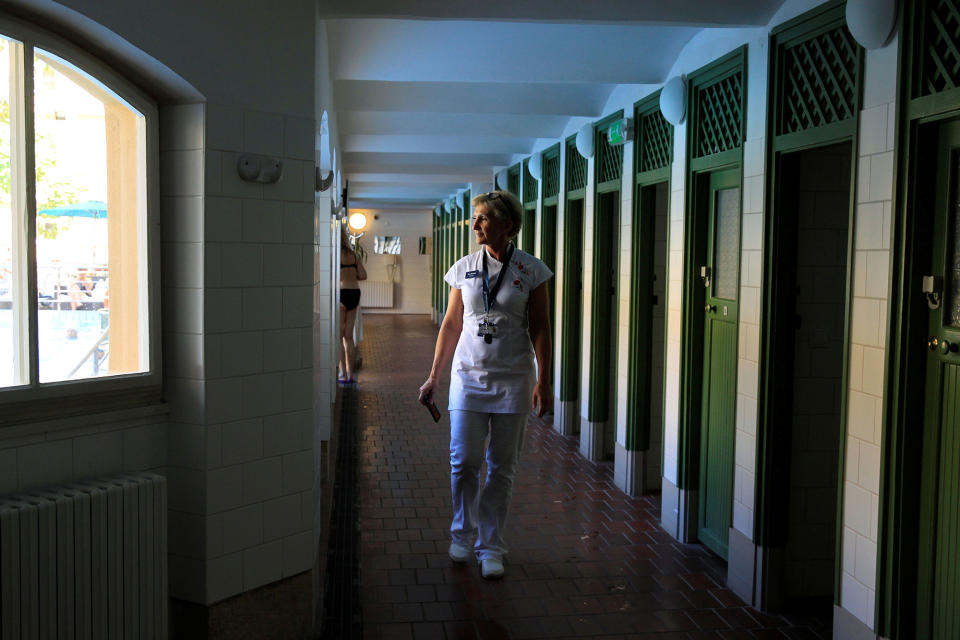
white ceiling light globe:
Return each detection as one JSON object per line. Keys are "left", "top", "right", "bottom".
{"left": 528, "top": 152, "right": 543, "bottom": 181}
{"left": 575, "top": 123, "right": 594, "bottom": 159}
{"left": 348, "top": 212, "right": 368, "bottom": 232}
{"left": 846, "top": 0, "right": 897, "bottom": 50}
{"left": 660, "top": 75, "right": 686, "bottom": 126}
{"left": 495, "top": 169, "right": 509, "bottom": 190}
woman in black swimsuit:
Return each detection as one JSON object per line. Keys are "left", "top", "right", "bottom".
{"left": 339, "top": 227, "right": 367, "bottom": 384}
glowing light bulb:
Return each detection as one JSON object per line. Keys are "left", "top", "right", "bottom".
{"left": 348, "top": 212, "right": 368, "bottom": 232}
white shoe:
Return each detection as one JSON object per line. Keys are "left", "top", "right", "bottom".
{"left": 480, "top": 557, "right": 504, "bottom": 580}
{"left": 448, "top": 542, "right": 471, "bottom": 563}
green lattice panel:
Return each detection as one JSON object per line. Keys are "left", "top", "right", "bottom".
{"left": 919, "top": 0, "right": 960, "bottom": 97}
{"left": 779, "top": 26, "right": 858, "bottom": 135}
{"left": 597, "top": 131, "right": 624, "bottom": 184}
{"left": 507, "top": 165, "right": 520, "bottom": 196}
{"left": 566, "top": 139, "right": 587, "bottom": 192}
{"left": 523, "top": 161, "right": 538, "bottom": 205}
{"left": 640, "top": 109, "right": 672, "bottom": 173}
{"left": 695, "top": 72, "right": 743, "bottom": 158}
{"left": 543, "top": 152, "right": 560, "bottom": 199}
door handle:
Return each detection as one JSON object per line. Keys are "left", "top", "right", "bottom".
{"left": 929, "top": 336, "right": 958, "bottom": 354}
{"left": 705, "top": 303, "right": 716, "bottom": 313}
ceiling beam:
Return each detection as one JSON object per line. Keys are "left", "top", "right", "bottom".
{"left": 319, "top": 0, "right": 783, "bottom": 26}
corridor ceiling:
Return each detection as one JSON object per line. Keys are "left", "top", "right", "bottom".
{"left": 320, "top": 1, "right": 786, "bottom": 212}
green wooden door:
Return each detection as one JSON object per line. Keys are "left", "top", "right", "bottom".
{"left": 559, "top": 198, "right": 584, "bottom": 404}
{"left": 917, "top": 119, "right": 960, "bottom": 639}
{"left": 697, "top": 169, "right": 741, "bottom": 560}
{"left": 588, "top": 190, "right": 619, "bottom": 425}
{"left": 541, "top": 203, "right": 558, "bottom": 339}
{"left": 522, "top": 206, "right": 536, "bottom": 254}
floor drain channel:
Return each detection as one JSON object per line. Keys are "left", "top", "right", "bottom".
{"left": 321, "top": 387, "right": 362, "bottom": 639}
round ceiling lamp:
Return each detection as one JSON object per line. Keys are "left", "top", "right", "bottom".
{"left": 348, "top": 211, "right": 368, "bottom": 233}
{"left": 528, "top": 152, "right": 543, "bottom": 181}
{"left": 846, "top": 0, "right": 897, "bottom": 50}
{"left": 660, "top": 75, "right": 686, "bottom": 126}
{"left": 575, "top": 123, "right": 594, "bottom": 159}
{"left": 495, "top": 169, "right": 509, "bottom": 190}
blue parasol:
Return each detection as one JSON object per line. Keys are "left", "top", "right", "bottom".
{"left": 38, "top": 200, "right": 107, "bottom": 219}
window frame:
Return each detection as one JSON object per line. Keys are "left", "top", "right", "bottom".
{"left": 0, "top": 12, "right": 162, "bottom": 421}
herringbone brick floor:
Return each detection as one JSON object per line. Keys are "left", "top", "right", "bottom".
{"left": 350, "top": 314, "right": 830, "bottom": 640}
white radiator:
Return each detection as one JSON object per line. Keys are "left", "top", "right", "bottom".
{"left": 0, "top": 472, "right": 167, "bottom": 639}
{"left": 359, "top": 280, "right": 394, "bottom": 308}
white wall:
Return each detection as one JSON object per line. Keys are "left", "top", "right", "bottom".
{"left": 36, "top": 0, "right": 322, "bottom": 607}
{"left": 841, "top": 35, "right": 899, "bottom": 629}
{"left": 359, "top": 211, "right": 433, "bottom": 314}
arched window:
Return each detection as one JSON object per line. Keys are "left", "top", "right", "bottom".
{"left": 0, "top": 15, "right": 158, "bottom": 403}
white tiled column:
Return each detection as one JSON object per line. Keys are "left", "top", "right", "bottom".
{"left": 839, "top": 38, "right": 898, "bottom": 631}
{"left": 579, "top": 157, "right": 605, "bottom": 460}
{"left": 661, "top": 113, "right": 687, "bottom": 538}
{"left": 162, "top": 101, "right": 214, "bottom": 604}
{"left": 613, "top": 140, "right": 646, "bottom": 495}
{"left": 553, "top": 149, "right": 578, "bottom": 436}
{"left": 730, "top": 35, "right": 769, "bottom": 561}
{"left": 196, "top": 103, "right": 318, "bottom": 604}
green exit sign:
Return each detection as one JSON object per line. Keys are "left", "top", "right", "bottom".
{"left": 607, "top": 118, "right": 631, "bottom": 146}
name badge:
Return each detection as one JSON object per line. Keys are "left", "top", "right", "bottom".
{"left": 465, "top": 270, "right": 480, "bottom": 279}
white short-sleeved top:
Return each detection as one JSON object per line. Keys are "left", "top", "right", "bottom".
{"left": 444, "top": 246, "right": 553, "bottom": 413}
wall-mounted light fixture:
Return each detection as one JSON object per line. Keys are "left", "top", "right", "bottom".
{"left": 348, "top": 211, "right": 369, "bottom": 233}
{"left": 846, "top": 0, "right": 897, "bottom": 50}
{"left": 495, "top": 169, "right": 509, "bottom": 191}
{"left": 528, "top": 152, "right": 543, "bottom": 181}
{"left": 575, "top": 123, "right": 594, "bottom": 159}
{"left": 660, "top": 75, "right": 686, "bottom": 126}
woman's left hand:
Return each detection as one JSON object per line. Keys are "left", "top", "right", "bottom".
{"left": 532, "top": 380, "right": 553, "bottom": 418}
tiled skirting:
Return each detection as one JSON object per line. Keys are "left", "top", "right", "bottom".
{"left": 579, "top": 418, "right": 604, "bottom": 461}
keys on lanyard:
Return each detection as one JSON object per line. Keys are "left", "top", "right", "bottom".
{"left": 479, "top": 244, "right": 514, "bottom": 344}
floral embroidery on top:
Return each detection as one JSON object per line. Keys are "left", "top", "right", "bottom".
{"left": 510, "top": 253, "right": 532, "bottom": 292}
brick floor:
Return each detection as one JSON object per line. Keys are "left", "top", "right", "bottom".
{"left": 350, "top": 314, "right": 830, "bottom": 640}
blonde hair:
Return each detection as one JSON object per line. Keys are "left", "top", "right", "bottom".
{"left": 471, "top": 190, "right": 522, "bottom": 239}
{"left": 340, "top": 225, "right": 353, "bottom": 253}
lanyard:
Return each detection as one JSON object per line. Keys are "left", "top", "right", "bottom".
{"left": 481, "top": 244, "right": 514, "bottom": 314}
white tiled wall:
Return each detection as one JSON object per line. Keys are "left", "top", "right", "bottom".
{"left": 0, "top": 411, "right": 167, "bottom": 496}
{"left": 579, "top": 157, "right": 596, "bottom": 418}
{"left": 162, "top": 102, "right": 211, "bottom": 604}
{"left": 163, "top": 101, "right": 317, "bottom": 605}
{"left": 662, "top": 121, "right": 687, "bottom": 486}
{"left": 552, "top": 149, "right": 568, "bottom": 412}
{"left": 840, "top": 38, "right": 899, "bottom": 629}
{"left": 615, "top": 141, "right": 635, "bottom": 448}
{"left": 359, "top": 211, "right": 434, "bottom": 314}
{"left": 731, "top": 35, "right": 769, "bottom": 539}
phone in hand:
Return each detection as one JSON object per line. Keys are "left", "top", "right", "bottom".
{"left": 420, "top": 394, "right": 441, "bottom": 422}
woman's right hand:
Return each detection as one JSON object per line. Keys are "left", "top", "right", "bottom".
{"left": 418, "top": 376, "right": 438, "bottom": 404}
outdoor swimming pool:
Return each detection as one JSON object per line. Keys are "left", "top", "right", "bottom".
{"left": 0, "top": 308, "right": 109, "bottom": 386}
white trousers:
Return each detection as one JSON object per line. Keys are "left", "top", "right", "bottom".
{"left": 449, "top": 410, "right": 527, "bottom": 561}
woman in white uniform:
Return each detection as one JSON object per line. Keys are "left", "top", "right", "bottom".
{"left": 418, "top": 190, "right": 553, "bottom": 580}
